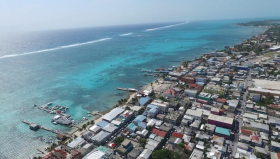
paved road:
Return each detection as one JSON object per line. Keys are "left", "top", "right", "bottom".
{"left": 231, "top": 70, "right": 251, "bottom": 157}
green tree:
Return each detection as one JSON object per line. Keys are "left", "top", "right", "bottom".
{"left": 152, "top": 149, "right": 182, "bottom": 159}
{"left": 114, "top": 137, "right": 124, "bottom": 146}
{"left": 140, "top": 138, "right": 147, "bottom": 147}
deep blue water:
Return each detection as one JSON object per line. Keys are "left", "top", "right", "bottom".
{"left": 0, "top": 19, "right": 265, "bottom": 158}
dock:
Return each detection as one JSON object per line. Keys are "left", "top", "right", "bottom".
{"left": 116, "top": 87, "right": 138, "bottom": 92}
{"left": 92, "top": 111, "right": 103, "bottom": 116}
{"left": 22, "top": 120, "right": 71, "bottom": 137}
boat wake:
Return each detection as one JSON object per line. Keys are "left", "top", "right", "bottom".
{"left": 145, "top": 22, "right": 189, "bottom": 32}
{"left": 0, "top": 38, "right": 112, "bottom": 59}
{"left": 119, "top": 32, "right": 133, "bottom": 36}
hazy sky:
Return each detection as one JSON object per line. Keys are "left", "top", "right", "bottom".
{"left": 1, "top": 0, "right": 280, "bottom": 32}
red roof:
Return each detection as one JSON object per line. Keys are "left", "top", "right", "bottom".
{"left": 241, "top": 128, "right": 253, "bottom": 136}
{"left": 172, "top": 132, "right": 183, "bottom": 138}
{"left": 217, "top": 98, "right": 226, "bottom": 103}
{"left": 277, "top": 153, "right": 280, "bottom": 159}
{"left": 269, "top": 104, "right": 280, "bottom": 109}
{"left": 251, "top": 136, "right": 259, "bottom": 141}
{"left": 268, "top": 110, "right": 276, "bottom": 114}
{"left": 164, "top": 89, "right": 176, "bottom": 96}
{"left": 189, "top": 83, "right": 197, "bottom": 88}
{"left": 152, "top": 128, "right": 167, "bottom": 138}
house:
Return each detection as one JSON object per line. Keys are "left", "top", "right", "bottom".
{"left": 91, "top": 131, "right": 110, "bottom": 145}
{"left": 250, "top": 135, "right": 262, "bottom": 147}
{"left": 126, "top": 123, "right": 138, "bottom": 133}
{"left": 197, "top": 92, "right": 211, "bottom": 102}
{"left": 271, "top": 141, "right": 280, "bottom": 151}
{"left": 127, "top": 146, "right": 144, "bottom": 159}
{"left": 139, "top": 97, "right": 151, "bottom": 106}
{"left": 251, "top": 93, "right": 261, "bottom": 102}
{"left": 205, "top": 124, "right": 216, "bottom": 135}
{"left": 184, "top": 89, "right": 198, "bottom": 97}
{"left": 227, "top": 100, "right": 239, "bottom": 112}
{"left": 215, "top": 127, "right": 231, "bottom": 138}
{"left": 83, "top": 146, "right": 113, "bottom": 159}
{"left": 239, "top": 134, "right": 251, "bottom": 143}
{"left": 243, "top": 113, "right": 258, "bottom": 120}
{"left": 237, "top": 142, "right": 249, "bottom": 150}
{"left": 185, "top": 109, "right": 202, "bottom": 120}
{"left": 249, "top": 122, "right": 269, "bottom": 133}
{"left": 152, "top": 128, "right": 167, "bottom": 138}
{"left": 150, "top": 100, "right": 169, "bottom": 112}
{"left": 116, "top": 139, "right": 133, "bottom": 155}
{"left": 147, "top": 104, "right": 159, "bottom": 118}
{"left": 136, "top": 149, "right": 152, "bottom": 159}
{"left": 217, "top": 98, "right": 226, "bottom": 104}
{"left": 270, "top": 152, "right": 280, "bottom": 159}
{"left": 189, "top": 149, "right": 203, "bottom": 159}
{"left": 181, "top": 76, "right": 195, "bottom": 84}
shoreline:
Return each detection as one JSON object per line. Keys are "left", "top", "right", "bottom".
{"left": 33, "top": 22, "right": 268, "bottom": 157}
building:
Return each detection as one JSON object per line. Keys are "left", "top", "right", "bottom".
{"left": 139, "top": 97, "right": 151, "bottom": 106}
{"left": 249, "top": 122, "right": 269, "bottom": 133}
{"left": 215, "top": 127, "right": 231, "bottom": 137}
{"left": 243, "top": 113, "right": 258, "bottom": 120}
{"left": 68, "top": 137, "right": 85, "bottom": 149}
{"left": 30, "top": 124, "right": 40, "bottom": 131}
{"left": 227, "top": 100, "right": 239, "bottom": 112}
{"left": 184, "top": 89, "right": 198, "bottom": 97}
{"left": 251, "top": 93, "right": 261, "bottom": 102}
{"left": 116, "top": 139, "right": 133, "bottom": 155}
{"left": 207, "top": 114, "right": 233, "bottom": 129}
{"left": 136, "top": 149, "right": 152, "bottom": 159}
{"left": 270, "top": 152, "right": 280, "bottom": 159}
{"left": 249, "top": 87, "right": 280, "bottom": 96}
{"left": 91, "top": 131, "right": 110, "bottom": 145}
{"left": 83, "top": 146, "right": 113, "bottom": 159}
{"left": 271, "top": 141, "right": 280, "bottom": 151}
{"left": 189, "top": 149, "right": 203, "bottom": 159}
{"left": 197, "top": 92, "right": 211, "bottom": 102}
{"left": 185, "top": 109, "right": 202, "bottom": 121}
{"left": 150, "top": 100, "right": 169, "bottom": 112}
{"left": 102, "top": 107, "right": 125, "bottom": 122}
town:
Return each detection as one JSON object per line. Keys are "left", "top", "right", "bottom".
{"left": 33, "top": 20, "right": 280, "bottom": 159}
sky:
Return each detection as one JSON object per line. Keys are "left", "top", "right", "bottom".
{"left": 0, "top": 0, "right": 280, "bottom": 32}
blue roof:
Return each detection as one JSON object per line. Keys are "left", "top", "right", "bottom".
{"left": 215, "top": 127, "right": 231, "bottom": 136}
{"left": 137, "top": 122, "right": 147, "bottom": 128}
{"left": 147, "top": 104, "right": 158, "bottom": 109}
{"left": 149, "top": 108, "right": 158, "bottom": 113}
{"left": 139, "top": 97, "right": 151, "bottom": 106}
{"left": 97, "top": 120, "right": 109, "bottom": 128}
{"left": 134, "top": 115, "right": 146, "bottom": 122}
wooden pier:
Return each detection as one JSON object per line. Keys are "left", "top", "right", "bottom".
{"left": 22, "top": 120, "right": 71, "bottom": 137}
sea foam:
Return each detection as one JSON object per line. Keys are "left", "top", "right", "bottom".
{"left": 145, "top": 22, "right": 189, "bottom": 32}
{"left": 0, "top": 38, "right": 112, "bottom": 59}
{"left": 119, "top": 32, "right": 133, "bottom": 36}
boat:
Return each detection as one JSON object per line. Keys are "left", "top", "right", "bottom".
{"left": 87, "top": 111, "right": 91, "bottom": 114}
{"left": 87, "top": 114, "right": 91, "bottom": 117}
{"left": 34, "top": 104, "right": 37, "bottom": 107}
{"left": 52, "top": 122, "right": 57, "bottom": 125}
{"left": 82, "top": 117, "right": 88, "bottom": 120}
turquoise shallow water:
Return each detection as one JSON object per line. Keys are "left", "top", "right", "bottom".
{"left": 0, "top": 19, "right": 265, "bottom": 158}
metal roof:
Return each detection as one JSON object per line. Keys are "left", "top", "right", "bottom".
{"left": 102, "top": 107, "right": 124, "bottom": 121}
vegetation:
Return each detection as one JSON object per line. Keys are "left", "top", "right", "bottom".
{"left": 158, "top": 96, "right": 168, "bottom": 102}
{"left": 114, "top": 137, "right": 125, "bottom": 146}
{"left": 140, "top": 138, "right": 147, "bottom": 147}
{"left": 152, "top": 149, "right": 182, "bottom": 159}
{"left": 177, "top": 143, "right": 185, "bottom": 148}
{"left": 256, "top": 93, "right": 274, "bottom": 106}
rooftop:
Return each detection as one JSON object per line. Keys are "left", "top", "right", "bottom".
{"left": 208, "top": 114, "right": 234, "bottom": 125}
{"left": 102, "top": 107, "right": 124, "bottom": 122}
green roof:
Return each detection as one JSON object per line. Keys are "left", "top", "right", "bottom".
{"left": 215, "top": 127, "right": 231, "bottom": 136}
{"left": 97, "top": 146, "right": 108, "bottom": 153}
{"left": 127, "top": 123, "right": 137, "bottom": 131}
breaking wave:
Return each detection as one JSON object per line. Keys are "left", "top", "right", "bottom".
{"left": 119, "top": 32, "right": 133, "bottom": 36}
{"left": 145, "top": 22, "right": 189, "bottom": 32}
{"left": 0, "top": 38, "right": 112, "bottom": 59}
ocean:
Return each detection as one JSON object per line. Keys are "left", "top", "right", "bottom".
{"left": 0, "top": 19, "right": 265, "bottom": 158}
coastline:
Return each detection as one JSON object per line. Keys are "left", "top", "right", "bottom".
{"left": 4, "top": 20, "right": 268, "bottom": 158}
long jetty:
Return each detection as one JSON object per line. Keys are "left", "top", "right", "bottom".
{"left": 22, "top": 120, "right": 71, "bottom": 137}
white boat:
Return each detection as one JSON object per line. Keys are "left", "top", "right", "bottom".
{"left": 87, "top": 114, "right": 91, "bottom": 117}
{"left": 52, "top": 122, "right": 57, "bottom": 125}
